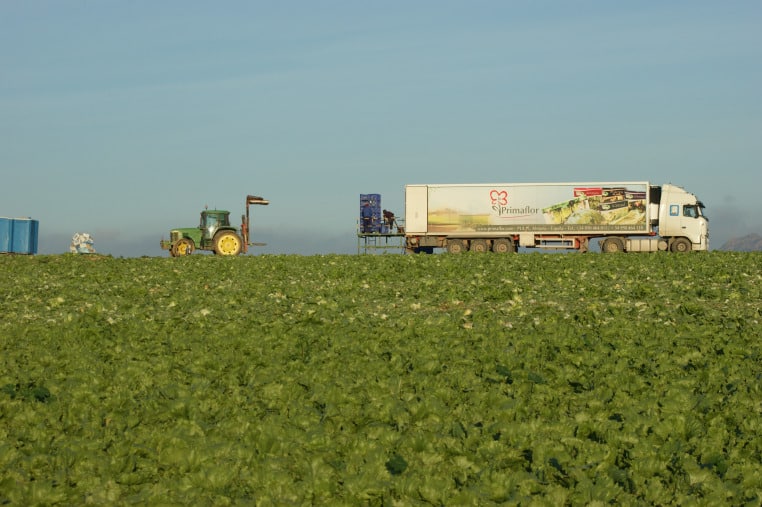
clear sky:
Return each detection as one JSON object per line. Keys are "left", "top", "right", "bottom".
{"left": 2, "top": 1, "right": 760, "bottom": 256}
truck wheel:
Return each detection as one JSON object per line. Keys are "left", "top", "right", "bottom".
{"left": 602, "top": 237, "right": 625, "bottom": 253}
{"left": 492, "top": 238, "right": 515, "bottom": 254}
{"left": 172, "top": 238, "right": 195, "bottom": 257}
{"left": 470, "top": 239, "right": 489, "bottom": 253}
{"left": 446, "top": 240, "right": 465, "bottom": 254}
{"left": 214, "top": 231, "right": 243, "bottom": 256}
{"left": 671, "top": 238, "right": 692, "bottom": 253}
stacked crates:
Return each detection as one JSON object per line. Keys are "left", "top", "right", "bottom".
{"left": 360, "top": 194, "right": 382, "bottom": 233}
{"left": 0, "top": 217, "right": 39, "bottom": 254}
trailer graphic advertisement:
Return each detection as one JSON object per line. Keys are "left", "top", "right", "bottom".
{"left": 426, "top": 183, "right": 648, "bottom": 233}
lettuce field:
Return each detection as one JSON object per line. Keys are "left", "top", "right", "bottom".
{"left": 1, "top": 251, "right": 761, "bottom": 505}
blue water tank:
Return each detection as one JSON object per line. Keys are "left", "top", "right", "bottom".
{"left": 0, "top": 217, "right": 39, "bottom": 254}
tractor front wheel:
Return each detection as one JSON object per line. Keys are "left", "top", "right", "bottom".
{"left": 171, "top": 238, "right": 195, "bottom": 257}
{"left": 214, "top": 231, "right": 243, "bottom": 256}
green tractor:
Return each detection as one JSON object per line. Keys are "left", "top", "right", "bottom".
{"left": 161, "top": 195, "right": 270, "bottom": 257}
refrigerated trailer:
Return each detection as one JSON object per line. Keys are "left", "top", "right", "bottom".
{"left": 404, "top": 182, "right": 708, "bottom": 254}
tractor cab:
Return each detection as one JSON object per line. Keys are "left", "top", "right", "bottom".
{"left": 200, "top": 210, "right": 231, "bottom": 242}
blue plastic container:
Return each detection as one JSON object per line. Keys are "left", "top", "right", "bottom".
{"left": 0, "top": 217, "right": 39, "bottom": 254}
{"left": 0, "top": 218, "right": 10, "bottom": 252}
{"left": 360, "top": 194, "right": 382, "bottom": 233}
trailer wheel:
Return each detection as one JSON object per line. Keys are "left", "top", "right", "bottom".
{"left": 214, "top": 231, "right": 243, "bottom": 256}
{"left": 446, "top": 240, "right": 465, "bottom": 254}
{"left": 470, "top": 239, "right": 489, "bottom": 253}
{"left": 171, "top": 238, "right": 195, "bottom": 257}
{"left": 492, "top": 238, "right": 515, "bottom": 254}
{"left": 671, "top": 238, "right": 692, "bottom": 253}
{"left": 601, "top": 237, "right": 625, "bottom": 253}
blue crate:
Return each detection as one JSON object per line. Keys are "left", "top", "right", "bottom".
{"left": 360, "top": 194, "right": 382, "bottom": 233}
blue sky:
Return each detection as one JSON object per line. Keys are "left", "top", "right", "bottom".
{"left": 2, "top": 1, "right": 760, "bottom": 256}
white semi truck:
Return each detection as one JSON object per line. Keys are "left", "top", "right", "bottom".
{"left": 404, "top": 182, "right": 708, "bottom": 254}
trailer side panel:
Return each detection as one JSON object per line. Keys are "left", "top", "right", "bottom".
{"left": 409, "top": 182, "right": 650, "bottom": 237}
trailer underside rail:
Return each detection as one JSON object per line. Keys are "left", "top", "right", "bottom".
{"left": 536, "top": 237, "right": 577, "bottom": 249}
{"left": 357, "top": 216, "right": 406, "bottom": 254}
{"left": 357, "top": 230, "right": 406, "bottom": 254}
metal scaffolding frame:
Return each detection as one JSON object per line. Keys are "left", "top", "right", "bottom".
{"left": 356, "top": 219, "right": 406, "bottom": 254}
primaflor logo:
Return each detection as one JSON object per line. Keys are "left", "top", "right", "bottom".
{"left": 489, "top": 189, "right": 538, "bottom": 218}
{"left": 489, "top": 189, "right": 508, "bottom": 207}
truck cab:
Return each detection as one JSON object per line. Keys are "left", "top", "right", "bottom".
{"left": 656, "top": 184, "right": 709, "bottom": 251}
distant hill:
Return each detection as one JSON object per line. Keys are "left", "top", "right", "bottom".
{"left": 720, "top": 233, "right": 762, "bottom": 252}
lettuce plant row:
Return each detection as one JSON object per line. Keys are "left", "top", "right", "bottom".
{"left": 1, "top": 252, "right": 761, "bottom": 505}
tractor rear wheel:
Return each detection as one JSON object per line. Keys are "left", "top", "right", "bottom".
{"left": 171, "top": 238, "right": 195, "bottom": 257}
{"left": 214, "top": 231, "right": 243, "bottom": 256}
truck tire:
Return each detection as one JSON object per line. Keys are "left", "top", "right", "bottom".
{"left": 446, "top": 240, "right": 465, "bottom": 254}
{"left": 171, "top": 238, "right": 195, "bottom": 257}
{"left": 470, "top": 239, "right": 489, "bottom": 253}
{"left": 670, "top": 238, "right": 692, "bottom": 253}
{"left": 601, "top": 237, "right": 625, "bottom": 253}
{"left": 214, "top": 231, "right": 243, "bottom": 256}
{"left": 492, "top": 238, "right": 515, "bottom": 254}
